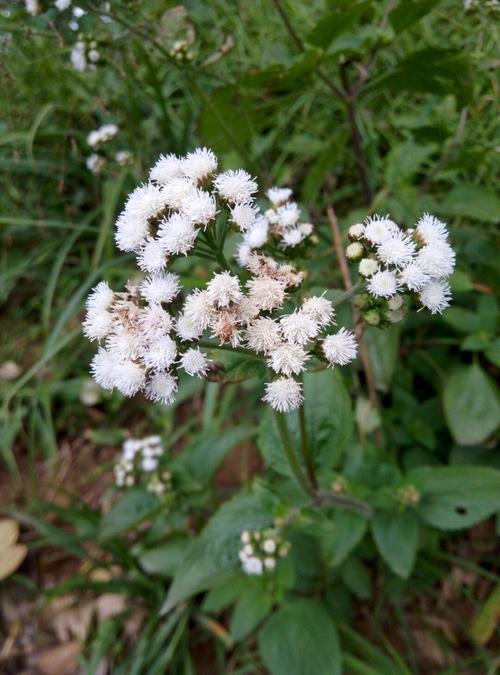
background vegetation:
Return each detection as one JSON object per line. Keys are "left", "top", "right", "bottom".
{"left": 0, "top": 1, "right": 499, "bottom": 673}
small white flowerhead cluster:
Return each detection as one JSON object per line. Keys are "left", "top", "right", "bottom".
{"left": 25, "top": 0, "right": 40, "bottom": 14}
{"left": 84, "top": 148, "right": 358, "bottom": 412}
{"left": 239, "top": 528, "right": 290, "bottom": 575}
{"left": 350, "top": 213, "right": 456, "bottom": 316}
{"left": 233, "top": 186, "right": 314, "bottom": 265}
{"left": 114, "top": 436, "right": 172, "bottom": 497}
{"left": 71, "top": 37, "right": 100, "bottom": 72}
{"left": 85, "top": 123, "right": 133, "bottom": 175}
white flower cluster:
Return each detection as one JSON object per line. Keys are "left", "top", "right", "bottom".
{"left": 71, "top": 37, "right": 100, "bottom": 72}
{"left": 234, "top": 186, "right": 314, "bottom": 266}
{"left": 114, "top": 435, "right": 172, "bottom": 497}
{"left": 238, "top": 528, "right": 290, "bottom": 575}
{"left": 85, "top": 123, "right": 132, "bottom": 175}
{"left": 349, "top": 213, "right": 455, "bottom": 315}
{"left": 84, "top": 148, "right": 358, "bottom": 413}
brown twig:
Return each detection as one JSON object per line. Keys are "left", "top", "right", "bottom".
{"left": 327, "top": 205, "right": 383, "bottom": 446}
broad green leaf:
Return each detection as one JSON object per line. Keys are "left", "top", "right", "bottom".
{"left": 470, "top": 585, "right": 500, "bottom": 645}
{"left": 485, "top": 339, "right": 500, "bottom": 367}
{"left": 364, "top": 326, "right": 400, "bottom": 392}
{"left": 389, "top": 0, "right": 443, "bottom": 32}
{"left": 408, "top": 465, "right": 500, "bottom": 530}
{"left": 326, "top": 510, "right": 368, "bottom": 567}
{"left": 443, "top": 364, "right": 499, "bottom": 445}
{"left": 258, "top": 369, "right": 353, "bottom": 477}
{"left": 384, "top": 141, "right": 435, "bottom": 187}
{"left": 162, "top": 492, "right": 270, "bottom": 613}
{"left": 174, "top": 426, "right": 256, "bottom": 483}
{"left": 341, "top": 558, "right": 372, "bottom": 599}
{"left": 139, "top": 535, "right": 190, "bottom": 577}
{"left": 372, "top": 510, "right": 419, "bottom": 578}
{"left": 438, "top": 184, "right": 500, "bottom": 222}
{"left": 231, "top": 589, "right": 272, "bottom": 642}
{"left": 258, "top": 600, "right": 342, "bottom": 675}
{"left": 99, "top": 487, "right": 159, "bottom": 541}
{"left": 307, "top": 2, "right": 372, "bottom": 49}
{"left": 364, "top": 49, "right": 472, "bottom": 107}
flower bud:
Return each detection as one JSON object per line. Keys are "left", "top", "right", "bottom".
{"left": 346, "top": 242, "right": 364, "bottom": 261}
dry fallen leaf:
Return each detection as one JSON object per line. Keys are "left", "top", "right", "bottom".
{"left": 0, "top": 538, "right": 27, "bottom": 581}
{"left": 31, "top": 640, "right": 81, "bottom": 675}
{"left": 0, "top": 519, "right": 20, "bottom": 548}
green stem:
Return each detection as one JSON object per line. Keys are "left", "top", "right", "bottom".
{"left": 331, "top": 282, "right": 362, "bottom": 307}
{"left": 274, "top": 410, "right": 313, "bottom": 497}
{"left": 198, "top": 340, "right": 257, "bottom": 357}
{"left": 299, "top": 400, "right": 318, "bottom": 490}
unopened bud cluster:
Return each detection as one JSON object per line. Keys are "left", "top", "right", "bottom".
{"left": 114, "top": 436, "right": 173, "bottom": 497}
{"left": 239, "top": 528, "right": 290, "bottom": 576}
{"left": 348, "top": 213, "right": 456, "bottom": 315}
{"left": 396, "top": 484, "right": 421, "bottom": 506}
{"left": 84, "top": 148, "right": 359, "bottom": 412}
{"left": 85, "top": 123, "right": 133, "bottom": 175}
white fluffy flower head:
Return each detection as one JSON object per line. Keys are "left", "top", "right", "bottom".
{"left": 206, "top": 272, "right": 243, "bottom": 308}
{"left": 262, "top": 378, "right": 303, "bottom": 412}
{"left": 367, "top": 269, "right": 399, "bottom": 298}
{"left": 180, "top": 348, "right": 210, "bottom": 377}
{"left": 322, "top": 329, "right": 357, "bottom": 366}
{"left": 301, "top": 296, "right": 335, "bottom": 327}
{"left": 182, "top": 147, "right": 218, "bottom": 183}
{"left": 267, "top": 343, "right": 309, "bottom": 376}
{"left": 214, "top": 169, "right": 258, "bottom": 204}
{"left": 419, "top": 280, "right": 451, "bottom": 314}
{"left": 280, "top": 311, "right": 319, "bottom": 346}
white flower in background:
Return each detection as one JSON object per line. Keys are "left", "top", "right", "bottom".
{"left": 114, "top": 436, "right": 172, "bottom": 496}
{"left": 25, "top": 0, "right": 39, "bottom": 15}
{"left": 276, "top": 202, "right": 300, "bottom": 228}
{"left": 398, "top": 261, "right": 429, "bottom": 291}
{"left": 239, "top": 527, "right": 290, "bottom": 575}
{"left": 282, "top": 228, "right": 304, "bottom": 247}
{"left": 242, "top": 557, "right": 263, "bottom": 575}
{"left": 367, "top": 269, "right": 399, "bottom": 298}
{"left": 244, "top": 317, "right": 282, "bottom": 354}
{"left": 388, "top": 294, "right": 403, "bottom": 311}
{"left": 322, "top": 328, "right": 357, "bottom": 366}
{"left": 140, "top": 272, "right": 180, "bottom": 304}
{"left": 243, "top": 217, "right": 268, "bottom": 248}
{"left": 150, "top": 154, "right": 184, "bottom": 183}
{"left": 363, "top": 215, "right": 399, "bottom": 244}
{"left": 180, "top": 348, "right": 210, "bottom": 377}
{"left": 419, "top": 280, "right": 452, "bottom": 314}
{"left": 72, "top": 5, "right": 86, "bottom": 18}
{"left": 55, "top": 0, "right": 72, "bottom": 10}
{"left": 145, "top": 371, "right": 178, "bottom": 405}
{"left": 267, "top": 343, "right": 309, "bottom": 376}
{"left": 87, "top": 123, "right": 118, "bottom": 147}
{"left": 86, "top": 153, "right": 105, "bottom": 175}
{"left": 115, "top": 150, "right": 133, "bottom": 166}
{"left": 358, "top": 258, "right": 378, "bottom": 277}
{"left": 280, "top": 311, "right": 319, "bottom": 345}
{"left": 214, "top": 169, "right": 258, "bottom": 204}
{"left": 301, "top": 296, "right": 335, "bottom": 327}
{"left": 182, "top": 147, "right": 218, "bottom": 183}
{"left": 266, "top": 187, "right": 292, "bottom": 207}
{"left": 71, "top": 41, "right": 87, "bottom": 71}
{"left": 376, "top": 232, "right": 416, "bottom": 267}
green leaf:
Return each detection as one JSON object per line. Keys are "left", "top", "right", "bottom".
{"left": 364, "top": 326, "right": 400, "bottom": 392}
{"left": 307, "top": 2, "right": 372, "bottom": 49}
{"left": 364, "top": 49, "right": 472, "bottom": 106}
{"left": 139, "top": 535, "right": 190, "bottom": 577}
{"left": 99, "top": 487, "right": 158, "bottom": 541}
{"left": 443, "top": 364, "right": 499, "bottom": 445}
{"left": 389, "top": 0, "right": 443, "bottom": 32}
{"left": 258, "top": 369, "right": 353, "bottom": 477}
{"left": 371, "top": 510, "right": 419, "bottom": 578}
{"left": 438, "top": 184, "right": 500, "bottom": 222}
{"left": 174, "top": 426, "right": 256, "bottom": 483}
{"left": 258, "top": 600, "right": 342, "bottom": 675}
{"left": 408, "top": 465, "right": 500, "bottom": 530}
{"left": 341, "top": 558, "right": 372, "bottom": 599}
{"left": 231, "top": 589, "right": 272, "bottom": 642}
{"left": 384, "top": 141, "right": 435, "bottom": 187}
{"left": 326, "top": 510, "right": 368, "bottom": 567}
{"left": 485, "top": 338, "right": 500, "bottom": 367}
{"left": 162, "top": 492, "right": 270, "bottom": 613}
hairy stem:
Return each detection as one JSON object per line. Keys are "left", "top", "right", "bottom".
{"left": 327, "top": 205, "right": 383, "bottom": 447}
{"left": 299, "top": 402, "right": 318, "bottom": 490}
{"left": 274, "top": 411, "right": 314, "bottom": 497}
